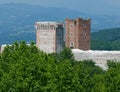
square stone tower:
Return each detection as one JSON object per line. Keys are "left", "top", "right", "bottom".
{"left": 35, "top": 22, "right": 64, "bottom": 53}
{"left": 65, "top": 18, "right": 91, "bottom": 50}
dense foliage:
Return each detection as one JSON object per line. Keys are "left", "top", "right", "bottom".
{"left": 0, "top": 41, "right": 120, "bottom": 91}
{"left": 91, "top": 27, "right": 120, "bottom": 50}
{"left": 91, "top": 40, "right": 120, "bottom": 50}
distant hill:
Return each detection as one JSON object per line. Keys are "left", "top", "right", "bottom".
{"left": 91, "top": 28, "right": 120, "bottom": 50}
{"left": 0, "top": 3, "right": 86, "bottom": 45}
{"left": 91, "top": 27, "right": 120, "bottom": 41}
{"left": 1, "top": 3, "right": 120, "bottom": 45}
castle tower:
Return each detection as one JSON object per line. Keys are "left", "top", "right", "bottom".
{"left": 35, "top": 22, "right": 64, "bottom": 53}
{"left": 65, "top": 18, "right": 91, "bottom": 50}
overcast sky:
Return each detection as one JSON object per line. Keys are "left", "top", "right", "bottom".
{"left": 0, "top": 0, "right": 120, "bottom": 15}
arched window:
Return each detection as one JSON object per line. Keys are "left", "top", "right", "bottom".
{"left": 70, "top": 42, "right": 74, "bottom": 48}
{"left": 70, "top": 32, "right": 73, "bottom": 36}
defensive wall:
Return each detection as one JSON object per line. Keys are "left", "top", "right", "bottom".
{"left": 72, "top": 49, "right": 120, "bottom": 70}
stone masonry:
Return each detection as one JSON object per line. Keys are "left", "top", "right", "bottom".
{"left": 35, "top": 22, "right": 64, "bottom": 53}
{"left": 65, "top": 18, "right": 91, "bottom": 50}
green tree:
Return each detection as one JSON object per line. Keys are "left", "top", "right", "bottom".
{"left": 2, "top": 41, "right": 119, "bottom": 92}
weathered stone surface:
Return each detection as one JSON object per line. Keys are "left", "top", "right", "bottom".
{"left": 66, "top": 18, "right": 91, "bottom": 50}
{"left": 35, "top": 22, "right": 64, "bottom": 53}
{"left": 72, "top": 49, "right": 120, "bottom": 69}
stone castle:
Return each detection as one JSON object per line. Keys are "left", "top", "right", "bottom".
{"left": 1, "top": 17, "right": 120, "bottom": 69}
{"left": 35, "top": 18, "right": 91, "bottom": 53}
{"left": 34, "top": 18, "right": 120, "bottom": 69}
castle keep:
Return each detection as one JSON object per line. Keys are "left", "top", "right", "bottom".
{"left": 65, "top": 18, "right": 91, "bottom": 50}
{"left": 35, "top": 22, "right": 64, "bottom": 53}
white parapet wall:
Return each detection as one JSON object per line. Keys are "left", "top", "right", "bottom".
{"left": 0, "top": 44, "right": 30, "bottom": 53}
{"left": 72, "top": 49, "right": 120, "bottom": 70}
{"left": 0, "top": 44, "right": 7, "bottom": 53}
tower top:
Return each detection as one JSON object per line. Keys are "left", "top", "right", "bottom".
{"left": 66, "top": 17, "right": 91, "bottom": 21}
{"left": 35, "top": 21, "right": 64, "bottom": 25}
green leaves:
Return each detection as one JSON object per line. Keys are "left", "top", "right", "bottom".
{"left": 0, "top": 41, "right": 120, "bottom": 91}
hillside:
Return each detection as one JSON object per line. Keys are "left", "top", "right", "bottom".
{"left": 91, "top": 28, "right": 120, "bottom": 50}
{"left": 91, "top": 27, "right": 120, "bottom": 41}
{"left": 1, "top": 3, "right": 120, "bottom": 45}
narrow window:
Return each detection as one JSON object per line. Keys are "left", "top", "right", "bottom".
{"left": 70, "top": 42, "right": 74, "bottom": 48}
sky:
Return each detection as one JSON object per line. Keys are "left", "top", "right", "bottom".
{"left": 0, "top": 0, "right": 120, "bottom": 15}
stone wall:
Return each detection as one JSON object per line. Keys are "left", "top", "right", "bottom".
{"left": 72, "top": 49, "right": 120, "bottom": 69}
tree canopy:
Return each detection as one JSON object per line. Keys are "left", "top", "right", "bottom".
{"left": 0, "top": 41, "right": 120, "bottom": 92}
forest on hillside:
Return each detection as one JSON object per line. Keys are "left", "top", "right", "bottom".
{"left": 0, "top": 41, "right": 120, "bottom": 92}
{"left": 91, "top": 27, "right": 120, "bottom": 50}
